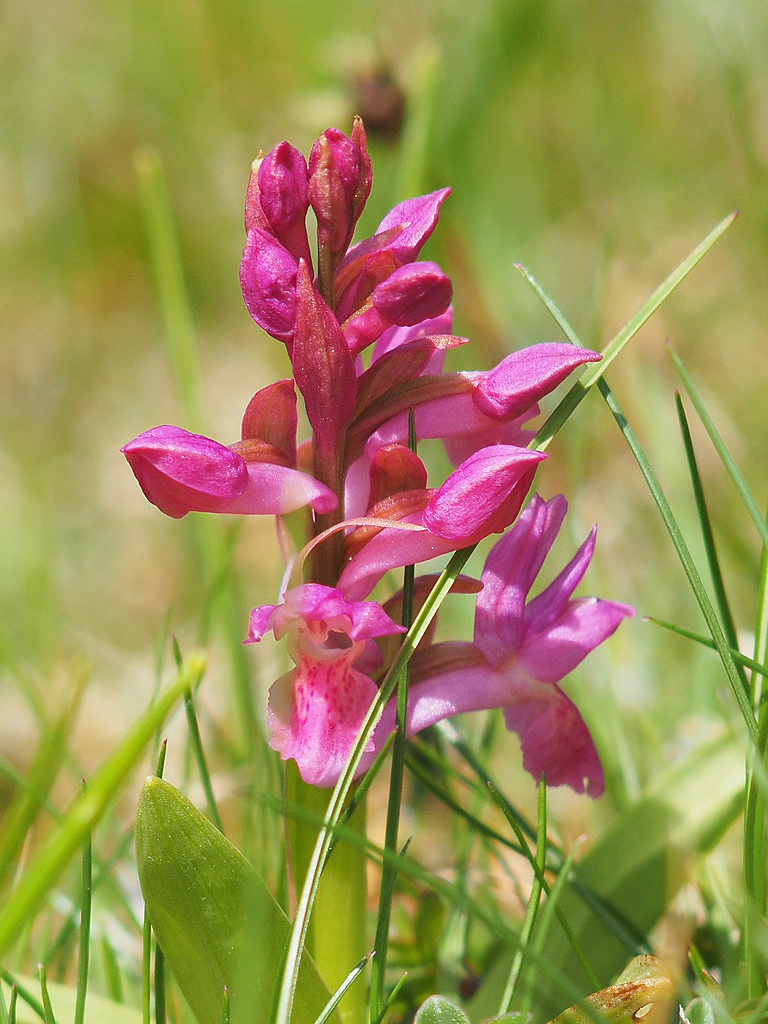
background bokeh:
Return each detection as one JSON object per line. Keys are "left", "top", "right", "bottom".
{"left": 3, "top": 0, "right": 768, "bottom": 804}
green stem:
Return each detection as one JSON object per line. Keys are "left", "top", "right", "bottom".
{"left": 744, "top": 510, "right": 768, "bottom": 997}
{"left": 286, "top": 767, "right": 367, "bottom": 1024}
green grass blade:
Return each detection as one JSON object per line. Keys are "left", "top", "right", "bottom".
{"left": 675, "top": 393, "right": 745, "bottom": 670}
{"left": 0, "top": 653, "right": 206, "bottom": 960}
{"left": 182, "top": 687, "right": 223, "bottom": 833}
{"left": 525, "top": 210, "right": 737, "bottom": 451}
{"left": 370, "top": 553, "right": 415, "bottom": 1023}
{"left": 499, "top": 778, "right": 547, "bottom": 1015}
{"left": 73, "top": 790, "right": 92, "bottom": 1024}
{"left": 313, "top": 953, "right": 372, "bottom": 1024}
{"left": 647, "top": 617, "right": 768, "bottom": 677}
{"left": 133, "top": 147, "right": 204, "bottom": 432}
{"left": 597, "top": 377, "right": 759, "bottom": 747}
{"left": 0, "top": 665, "right": 88, "bottom": 890}
{"left": 37, "top": 968, "right": 55, "bottom": 1024}
{"left": 468, "top": 731, "right": 744, "bottom": 1020}
{"left": 669, "top": 344, "right": 768, "bottom": 551}
{"left": 744, "top": 518, "right": 768, "bottom": 998}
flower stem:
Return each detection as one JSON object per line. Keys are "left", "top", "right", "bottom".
{"left": 286, "top": 766, "right": 367, "bottom": 1024}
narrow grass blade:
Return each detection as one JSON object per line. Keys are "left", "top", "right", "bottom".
{"left": 0, "top": 973, "right": 44, "bottom": 1023}
{"left": 313, "top": 953, "right": 373, "bottom": 1024}
{"left": 744, "top": 514, "right": 768, "bottom": 996}
{"left": 647, "top": 617, "right": 768, "bottom": 677}
{"left": 468, "top": 731, "right": 743, "bottom": 1021}
{"left": 37, "top": 968, "right": 55, "bottom": 1024}
{"left": 597, "top": 377, "right": 759, "bottom": 747}
{"left": 9, "top": 976, "right": 141, "bottom": 1024}
{"left": 73, "top": 788, "right": 92, "bottom": 1024}
{"left": 675, "top": 393, "right": 745, "bottom": 671}
{"left": 133, "top": 147, "right": 203, "bottom": 431}
{"left": 498, "top": 778, "right": 548, "bottom": 1015}
{"left": 669, "top": 343, "right": 768, "bottom": 551}
{"left": 523, "top": 210, "right": 737, "bottom": 451}
{"left": 371, "top": 550, "right": 415, "bottom": 1022}
{"left": 0, "top": 653, "right": 206, "bottom": 960}
{"left": 0, "top": 665, "right": 88, "bottom": 889}
{"left": 182, "top": 687, "right": 222, "bottom": 833}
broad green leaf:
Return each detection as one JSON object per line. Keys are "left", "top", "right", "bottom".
{"left": 413, "top": 994, "right": 471, "bottom": 1024}
{"left": 548, "top": 956, "right": 673, "bottom": 1024}
{"left": 468, "top": 732, "right": 743, "bottom": 1020}
{"left": 10, "top": 976, "right": 142, "bottom": 1024}
{"left": 135, "top": 776, "right": 338, "bottom": 1024}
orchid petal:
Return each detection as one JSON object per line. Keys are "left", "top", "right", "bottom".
{"left": 338, "top": 524, "right": 457, "bottom": 601}
{"left": 257, "top": 141, "right": 312, "bottom": 264}
{"left": 239, "top": 227, "right": 298, "bottom": 343}
{"left": 517, "top": 595, "right": 634, "bottom": 682}
{"left": 423, "top": 446, "right": 546, "bottom": 544}
{"left": 267, "top": 659, "right": 378, "bottom": 787}
{"left": 374, "top": 188, "right": 451, "bottom": 262}
{"left": 474, "top": 495, "right": 567, "bottom": 661}
{"left": 122, "top": 426, "right": 248, "bottom": 518}
{"left": 475, "top": 342, "right": 601, "bottom": 420}
{"left": 122, "top": 425, "right": 336, "bottom": 518}
{"left": 503, "top": 686, "right": 605, "bottom": 796}
{"left": 371, "top": 309, "right": 455, "bottom": 366}
{"left": 293, "top": 260, "right": 356, "bottom": 456}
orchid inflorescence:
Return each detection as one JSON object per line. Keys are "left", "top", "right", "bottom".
{"left": 123, "top": 118, "right": 632, "bottom": 796}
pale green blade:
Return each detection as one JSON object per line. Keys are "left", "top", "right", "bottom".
{"left": 136, "top": 777, "right": 339, "bottom": 1024}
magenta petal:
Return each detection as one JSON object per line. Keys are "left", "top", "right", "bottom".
{"left": 122, "top": 425, "right": 248, "bottom": 518}
{"left": 246, "top": 603, "right": 278, "bottom": 642}
{"left": 338, "top": 527, "right": 458, "bottom": 601}
{"left": 122, "top": 425, "right": 335, "bottom": 518}
{"left": 475, "top": 343, "right": 601, "bottom": 420}
{"left": 257, "top": 141, "right": 311, "bottom": 263}
{"left": 503, "top": 687, "right": 604, "bottom": 796}
{"left": 517, "top": 596, "right": 634, "bottom": 683}
{"left": 371, "top": 309, "right": 455, "bottom": 365}
{"left": 239, "top": 227, "right": 298, "bottom": 343}
{"left": 423, "top": 446, "right": 546, "bottom": 544}
{"left": 474, "top": 495, "right": 567, "bottom": 661}
{"left": 293, "top": 260, "right": 356, "bottom": 454}
{"left": 248, "top": 583, "right": 404, "bottom": 646}
{"left": 372, "top": 261, "right": 452, "bottom": 323}
{"left": 267, "top": 659, "right": 378, "bottom": 787}
{"left": 375, "top": 188, "right": 451, "bottom": 262}
{"left": 233, "top": 462, "right": 338, "bottom": 515}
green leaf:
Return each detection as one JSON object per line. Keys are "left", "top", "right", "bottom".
{"left": 412, "top": 994, "right": 471, "bottom": 1024}
{"left": 135, "top": 776, "right": 338, "bottom": 1024}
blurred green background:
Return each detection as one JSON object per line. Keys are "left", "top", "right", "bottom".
{"left": 3, "top": 0, "right": 768, "bottom": 797}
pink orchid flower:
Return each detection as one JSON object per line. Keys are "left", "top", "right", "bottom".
{"left": 361, "top": 494, "right": 634, "bottom": 795}
{"left": 246, "top": 584, "right": 405, "bottom": 786}
{"left": 121, "top": 381, "right": 337, "bottom": 518}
